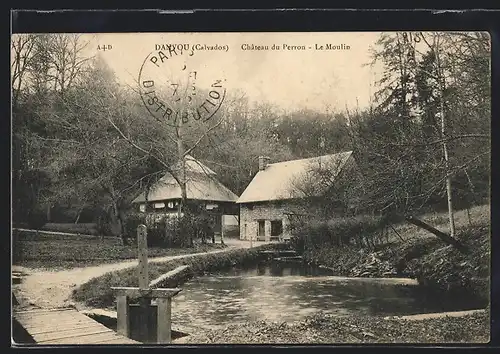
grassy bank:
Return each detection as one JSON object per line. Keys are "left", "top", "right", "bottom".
{"left": 72, "top": 244, "right": 275, "bottom": 308}
{"left": 13, "top": 236, "right": 226, "bottom": 271}
{"left": 41, "top": 222, "right": 99, "bottom": 235}
{"left": 179, "top": 311, "right": 489, "bottom": 344}
{"left": 299, "top": 204, "right": 490, "bottom": 303}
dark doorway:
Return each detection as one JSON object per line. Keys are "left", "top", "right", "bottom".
{"left": 271, "top": 220, "right": 283, "bottom": 237}
{"left": 258, "top": 220, "right": 265, "bottom": 238}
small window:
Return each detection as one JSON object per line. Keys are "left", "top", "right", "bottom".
{"left": 153, "top": 202, "right": 165, "bottom": 209}
{"left": 139, "top": 204, "right": 146, "bottom": 213}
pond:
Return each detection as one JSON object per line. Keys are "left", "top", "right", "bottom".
{"left": 170, "top": 260, "right": 480, "bottom": 330}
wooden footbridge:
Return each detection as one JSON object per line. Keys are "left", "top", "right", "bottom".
{"left": 13, "top": 308, "right": 140, "bottom": 345}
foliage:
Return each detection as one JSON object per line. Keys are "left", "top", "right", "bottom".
{"left": 360, "top": 31, "right": 490, "bottom": 217}
{"left": 290, "top": 215, "right": 387, "bottom": 253}
{"left": 26, "top": 206, "right": 48, "bottom": 230}
{"left": 95, "top": 210, "right": 115, "bottom": 237}
{"left": 123, "top": 212, "right": 147, "bottom": 243}
{"left": 123, "top": 208, "right": 219, "bottom": 248}
{"left": 405, "top": 222, "right": 490, "bottom": 302}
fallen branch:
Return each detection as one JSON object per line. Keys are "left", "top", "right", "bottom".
{"left": 405, "top": 215, "right": 468, "bottom": 254}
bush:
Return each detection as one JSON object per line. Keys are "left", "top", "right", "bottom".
{"left": 123, "top": 212, "right": 147, "bottom": 244}
{"left": 123, "top": 212, "right": 206, "bottom": 248}
{"left": 27, "top": 207, "right": 48, "bottom": 230}
{"left": 12, "top": 229, "right": 22, "bottom": 263}
{"left": 95, "top": 211, "right": 114, "bottom": 237}
{"left": 148, "top": 217, "right": 192, "bottom": 248}
{"left": 290, "top": 214, "right": 384, "bottom": 252}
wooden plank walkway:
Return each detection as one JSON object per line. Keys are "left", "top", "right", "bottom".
{"left": 13, "top": 308, "right": 140, "bottom": 345}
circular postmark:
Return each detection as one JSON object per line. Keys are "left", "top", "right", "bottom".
{"left": 138, "top": 45, "right": 226, "bottom": 127}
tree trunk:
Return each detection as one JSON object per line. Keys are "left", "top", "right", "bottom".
{"left": 74, "top": 206, "right": 83, "bottom": 224}
{"left": 111, "top": 199, "right": 125, "bottom": 244}
{"left": 435, "top": 37, "right": 456, "bottom": 238}
{"left": 176, "top": 120, "right": 191, "bottom": 246}
{"left": 463, "top": 168, "right": 477, "bottom": 226}
{"left": 176, "top": 122, "right": 187, "bottom": 217}
{"left": 466, "top": 207, "right": 472, "bottom": 226}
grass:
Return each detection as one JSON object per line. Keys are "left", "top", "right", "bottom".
{"left": 392, "top": 204, "right": 490, "bottom": 243}
{"left": 72, "top": 244, "right": 276, "bottom": 308}
{"left": 13, "top": 238, "right": 227, "bottom": 271}
{"left": 41, "top": 223, "right": 99, "bottom": 235}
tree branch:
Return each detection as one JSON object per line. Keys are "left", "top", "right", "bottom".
{"left": 183, "top": 116, "right": 225, "bottom": 157}
{"left": 388, "top": 134, "right": 490, "bottom": 147}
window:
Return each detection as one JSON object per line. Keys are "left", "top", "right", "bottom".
{"left": 271, "top": 220, "right": 283, "bottom": 236}
{"left": 139, "top": 204, "right": 146, "bottom": 213}
{"left": 153, "top": 202, "right": 165, "bottom": 209}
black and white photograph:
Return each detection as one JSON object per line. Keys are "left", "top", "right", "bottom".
{"left": 11, "top": 29, "right": 491, "bottom": 345}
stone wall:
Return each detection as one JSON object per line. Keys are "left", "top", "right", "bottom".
{"left": 239, "top": 201, "right": 314, "bottom": 241}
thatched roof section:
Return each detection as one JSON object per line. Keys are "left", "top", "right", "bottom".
{"left": 132, "top": 155, "right": 238, "bottom": 203}
{"left": 236, "top": 151, "right": 353, "bottom": 204}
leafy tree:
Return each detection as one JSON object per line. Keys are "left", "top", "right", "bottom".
{"left": 361, "top": 31, "right": 490, "bottom": 239}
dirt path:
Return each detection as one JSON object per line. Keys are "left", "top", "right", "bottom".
{"left": 13, "top": 240, "right": 271, "bottom": 311}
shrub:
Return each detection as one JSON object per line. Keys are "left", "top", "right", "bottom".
{"left": 123, "top": 212, "right": 147, "bottom": 244}
{"left": 12, "top": 229, "right": 22, "bottom": 263}
{"left": 290, "top": 214, "right": 384, "bottom": 252}
{"left": 95, "top": 211, "right": 114, "bottom": 237}
{"left": 123, "top": 212, "right": 206, "bottom": 248}
{"left": 27, "top": 207, "right": 48, "bottom": 230}
{"left": 148, "top": 217, "right": 191, "bottom": 248}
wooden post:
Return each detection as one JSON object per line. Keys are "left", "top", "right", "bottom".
{"left": 112, "top": 224, "right": 181, "bottom": 344}
{"left": 136, "top": 224, "right": 150, "bottom": 340}
{"left": 220, "top": 215, "right": 225, "bottom": 245}
{"left": 137, "top": 224, "right": 149, "bottom": 290}
{"left": 116, "top": 295, "right": 130, "bottom": 337}
{"left": 157, "top": 297, "right": 172, "bottom": 344}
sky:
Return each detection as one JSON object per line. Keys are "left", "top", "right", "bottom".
{"left": 80, "top": 32, "right": 384, "bottom": 113}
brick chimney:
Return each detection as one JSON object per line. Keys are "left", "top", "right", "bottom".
{"left": 258, "top": 156, "right": 270, "bottom": 171}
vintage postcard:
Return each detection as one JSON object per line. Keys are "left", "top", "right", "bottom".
{"left": 11, "top": 31, "right": 491, "bottom": 345}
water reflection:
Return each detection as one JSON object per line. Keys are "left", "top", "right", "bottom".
{"left": 171, "top": 261, "right": 475, "bottom": 329}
